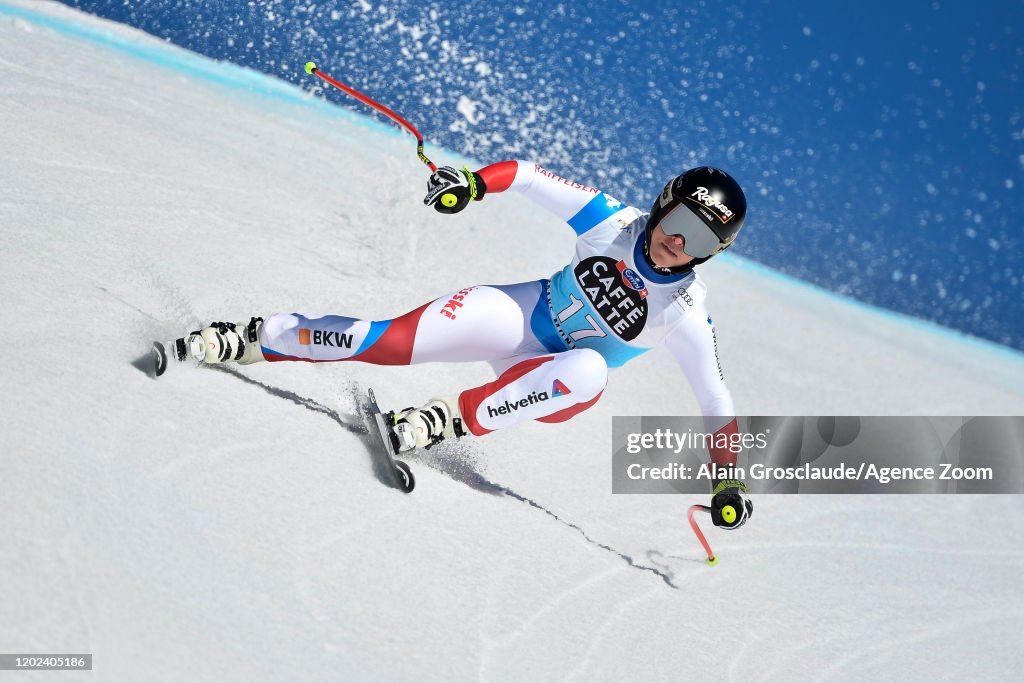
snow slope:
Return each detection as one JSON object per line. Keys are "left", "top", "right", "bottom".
{"left": 1, "top": 2, "right": 1023, "bottom": 680}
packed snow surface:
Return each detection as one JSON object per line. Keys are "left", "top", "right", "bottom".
{"left": 1, "top": 2, "right": 1023, "bottom": 680}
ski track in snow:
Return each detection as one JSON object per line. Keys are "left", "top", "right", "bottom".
{"left": 197, "top": 363, "right": 681, "bottom": 588}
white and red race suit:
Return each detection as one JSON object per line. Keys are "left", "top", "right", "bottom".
{"left": 258, "top": 160, "right": 738, "bottom": 461}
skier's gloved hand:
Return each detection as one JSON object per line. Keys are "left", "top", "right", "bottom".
{"left": 424, "top": 165, "right": 487, "bottom": 214}
{"left": 710, "top": 478, "right": 753, "bottom": 530}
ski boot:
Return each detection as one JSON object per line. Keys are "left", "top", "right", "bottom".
{"left": 184, "top": 317, "right": 265, "bottom": 365}
{"left": 387, "top": 397, "right": 467, "bottom": 453}
{"left": 152, "top": 317, "right": 264, "bottom": 376}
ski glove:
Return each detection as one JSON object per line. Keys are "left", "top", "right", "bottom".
{"left": 424, "top": 165, "right": 487, "bottom": 214}
{"left": 710, "top": 479, "right": 753, "bottom": 531}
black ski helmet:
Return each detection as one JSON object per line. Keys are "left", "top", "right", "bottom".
{"left": 644, "top": 166, "right": 747, "bottom": 271}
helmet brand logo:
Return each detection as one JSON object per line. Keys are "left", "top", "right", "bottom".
{"left": 687, "top": 186, "right": 735, "bottom": 223}
{"left": 659, "top": 182, "right": 674, "bottom": 208}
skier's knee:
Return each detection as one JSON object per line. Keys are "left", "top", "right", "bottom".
{"left": 564, "top": 348, "right": 608, "bottom": 402}
{"left": 533, "top": 349, "right": 607, "bottom": 426}
{"left": 260, "top": 313, "right": 293, "bottom": 335}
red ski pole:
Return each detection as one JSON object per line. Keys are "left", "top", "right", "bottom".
{"left": 305, "top": 61, "right": 437, "bottom": 173}
{"left": 688, "top": 504, "right": 718, "bottom": 566}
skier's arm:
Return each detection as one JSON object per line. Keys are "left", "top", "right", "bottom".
{"left": 663, "top": 310, "right": 737, "bottom": 468}
{"left": 475, "top": 160, "right": 611, "bottom": 231}
{"left": 664, "top": 312, "right": 753, "bottom": 530}
{"left": 426, "top": 160, "right": 631, "bottom": 235}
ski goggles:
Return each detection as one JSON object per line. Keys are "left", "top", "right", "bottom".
{"left": 658, "top": 205, "right": 725, "bottom": 259}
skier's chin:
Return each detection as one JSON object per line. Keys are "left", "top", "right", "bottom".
{"left": 654, "top": 241, "right": 683, "bottom": 268}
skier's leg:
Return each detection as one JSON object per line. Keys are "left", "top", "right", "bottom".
{"left": 187, "top": 281, "right": 605, "bottom": 451}
{"left": 389, "top": 348, "right": 607, "bottom": 452}
{"left": 185, "top": 282, "right": 546, "bottom": 366}
{"left": 458, "top": 348, "right": 608, "bottom": 436}
{"left": 258, "top": 282, "right": 546, "bottom": 364}
{"left": 185, "top": 317, "right": 266, "bottom": 365}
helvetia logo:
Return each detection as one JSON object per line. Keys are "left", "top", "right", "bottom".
{"left": 486, "top": 380, "right": 570, "bottom": 418}
{"left": 686, "top": 186, "right": 735, "bottom": 223}
{"left": 551, "top": 379, "right": 571, "bottom": 397}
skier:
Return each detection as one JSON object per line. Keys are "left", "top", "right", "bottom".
{"left": 181, "top": 161, "right": 753, "bottom": 530}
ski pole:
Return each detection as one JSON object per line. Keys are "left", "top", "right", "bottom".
{"left": 688, "top": 504, "right": 718, "bottom": 566}
{"left": 304, "top": 61, "right": 437, "bottom": 173}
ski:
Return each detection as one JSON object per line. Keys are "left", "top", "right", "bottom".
{"left": 364, "top": 388, "right": 416, "bottom": 493}
{"left": 152, "top": 341, "right": 168, "bottom": 376}
{"left": 151, "top": 336, "right": 195, "bottom": 377}
{"left": 148, "top": 337, "right": 415, "bottom": 493}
